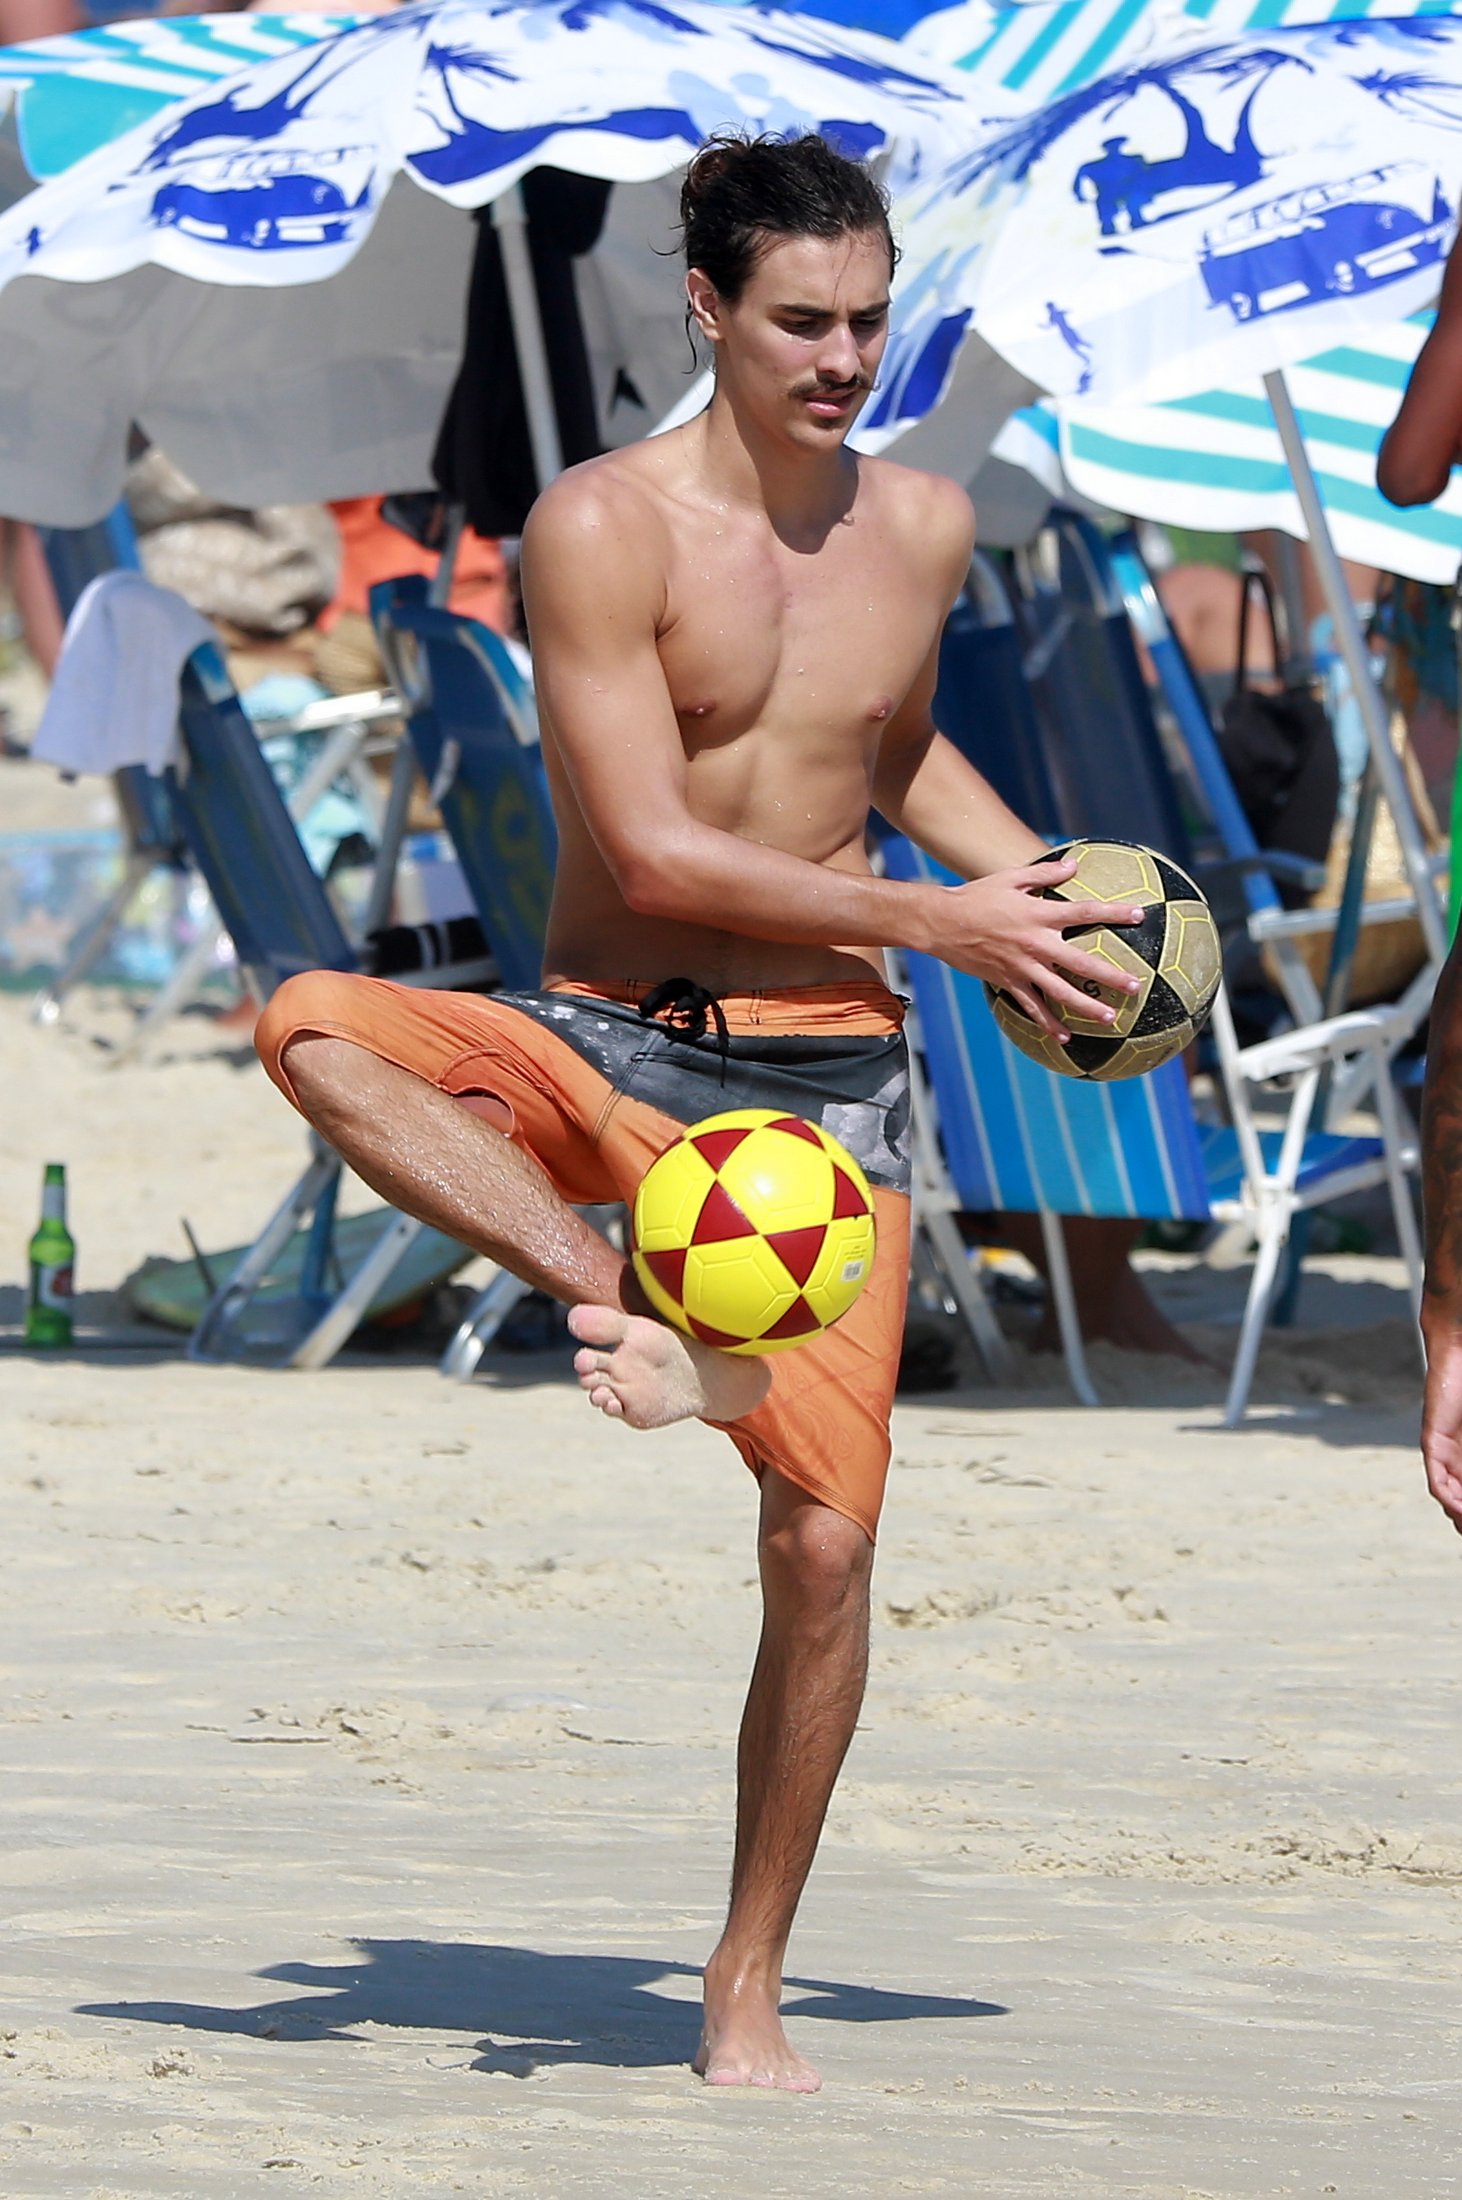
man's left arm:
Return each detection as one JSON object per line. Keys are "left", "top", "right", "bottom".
{"left": 873, "top": 684, "right": 1044, "bottom": 878}
{"left": 871, "top": 479, "right": 1145, "bottom": 1023}
{"left": 871, "top": 479, "right": 1044, "bottom": 878}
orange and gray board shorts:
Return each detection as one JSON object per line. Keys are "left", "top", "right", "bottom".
{"left": 255, "top": 972, "right": 912, "bottom": 1541}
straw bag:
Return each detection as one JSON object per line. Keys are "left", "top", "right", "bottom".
{"left": 1280, "top": 710, "right": 1439, "bottom": 1008}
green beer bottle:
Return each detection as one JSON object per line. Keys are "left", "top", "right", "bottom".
{"left": 26, "top": 1162, "right": 75, "bottom": 1348}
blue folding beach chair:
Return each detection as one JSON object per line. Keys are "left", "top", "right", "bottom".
{"left": 934, "top": 553, "right": 1063, "bottom": 836}
{"left": 171, "top": 647, "right": 359, "bottom": 993}
{"left": 1107, "top": 529, "right": 1441, "bottom": 1127}
{"left": 30, "top": 509, "right": 192, "bottom": 1035}
{"left": 882, "top": 835, "right": 1422, "bottom": 1423}
{"left": 1006, "top": 509, "right": 1194, "bottom": 860}
{"left": 371, "top": 578, "right": 605, "bottom": 1378}
{"left": 991, "top": 514, "right": 1333, "bottom": 962}
{"left": 370, "top": 575, "right": 554, "bottom": 993}
{"left": 165, "top": 641, "right": 481, "bottom": 1370}
{"left": 940, "top": 513, "right": 1411, "bottom": 1147}
{"left": 33, "top": 514, "right": 397, "bottom": 1058}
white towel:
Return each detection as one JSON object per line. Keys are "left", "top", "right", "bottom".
{"left": 32, "top": 571, "right": 218, "bottom": 779}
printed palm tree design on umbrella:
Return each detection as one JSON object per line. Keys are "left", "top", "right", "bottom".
{"left": 408, "top": 0, "right": 944, "bottom": 187}
{"left": 415, "top": 33, "right": 695, "bottom": 185}
{"left": 1354, "top": 66, "right": 1462, "bottom": 130}
{"left": 139, "top": 28, "right": 393, "bottom": 172}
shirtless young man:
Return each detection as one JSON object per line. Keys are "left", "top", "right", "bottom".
{"left": 254, "top": 132, "right": 1143, "bottom": 2092}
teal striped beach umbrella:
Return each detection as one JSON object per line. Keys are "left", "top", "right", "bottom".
{"left": 984, "top": 312, "right": 1462, "bottom": 582}
{"left": 908, "top": 0, "right": 1462, "bottom": 95}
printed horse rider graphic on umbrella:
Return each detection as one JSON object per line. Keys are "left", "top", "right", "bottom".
{"left": 1072, "top": 58, "right": 1286, "bottom": 239}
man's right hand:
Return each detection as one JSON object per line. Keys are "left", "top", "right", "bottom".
{"left": 933, "top": 856, "right": 1145, "bottom": 1039}
{"left": 1420, "top": 1311, "right": 1462, "bottom": 1534}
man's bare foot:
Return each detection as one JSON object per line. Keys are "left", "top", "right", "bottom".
{"left": 693, "top": 1954, "right": 821, "bottom": 2093}
{"left": 568, "top": 1305, "right": 770, "bottom": 1428}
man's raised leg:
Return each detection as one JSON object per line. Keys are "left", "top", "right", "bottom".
{"left": 278, "top": 1034, "right": 768, "bottom": 1427}
{"left": 696, "top": 1467, "right": 873, "bottom": 2093}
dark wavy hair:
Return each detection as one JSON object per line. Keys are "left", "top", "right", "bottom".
{"left": 679, "top": 130, "right": 898, "bottom": 300}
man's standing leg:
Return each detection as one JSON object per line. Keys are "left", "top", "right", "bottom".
{"left": 696, "top": 1468, "right": 873, "bottom": 2093}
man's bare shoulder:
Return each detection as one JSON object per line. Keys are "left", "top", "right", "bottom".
{"left": 523, "top": 445, "right": 675, "bottom": 558}
{"left": 520, "top": 447, "right": 680, "bottom": 632}
{"left": 857, "top": 456, "right": 976, "bottom": 574}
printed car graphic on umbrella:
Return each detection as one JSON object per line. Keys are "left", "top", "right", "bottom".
{"left": 1200, "top": 164, "right": 1452, "bottom": 322}
{"left": 151, "top": 168, "right": 370, "bottom": 249}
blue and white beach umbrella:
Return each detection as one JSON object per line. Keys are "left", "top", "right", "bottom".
{"left": 0, "top": 0, "right": 969, "bottom": 522}
{"left": 4, "top": 0, "right": 962, "bottom": 278}
{"left": 871, "top": 18, "right": 1462, "bottom": 433}
{"left": 0, "top": 0, "right": 963, "bottom": 185}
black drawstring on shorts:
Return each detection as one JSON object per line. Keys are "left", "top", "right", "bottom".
{"left": 639, "top": 977, "right": 730, "bottom": 1080}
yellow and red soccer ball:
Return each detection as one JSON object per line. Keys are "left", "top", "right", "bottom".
{"left": 631, "top": 1108, "right": 877, "bottom": 1355}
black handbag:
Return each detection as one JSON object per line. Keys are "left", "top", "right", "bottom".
{"left": 1218, "top": 565, "right": 1340, "bottom": 905}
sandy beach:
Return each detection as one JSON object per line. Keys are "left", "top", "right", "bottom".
{"left": 1, "top": 960, "right": 1458, "bottom": 2200}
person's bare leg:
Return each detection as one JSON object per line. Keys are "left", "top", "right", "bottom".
{"left": 695, "top": 1469, "right": 873, "bottom": 2093}
{"left": 6, "top": 520, "right": 64, "bottom": 680}
{"left": 997, "top": 1213, "right": 1205, "bottom": 1362}
{"left": 281, "top": 1034, "right": 768, "bottom": 1426}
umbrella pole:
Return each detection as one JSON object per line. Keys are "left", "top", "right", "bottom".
{"left": 1270, "top": 531, "right": 1312, "bottom": 682}
{"left": 491, "top": 183, "right": 566, "bottom": 493}
{"left": 1262, "top": 367, "right": 1447, "bottom": 967}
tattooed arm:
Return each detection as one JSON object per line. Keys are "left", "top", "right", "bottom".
{"left": 1420, "top": 940, "right": 1462, "bottom": 1531}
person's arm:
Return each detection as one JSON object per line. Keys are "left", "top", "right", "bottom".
{"left": 1420, "top": 942, "right": 1462, "bottom": 1531}
{"left": 871, "top": 477, "right": 1147, "bottom": 1018}
{"left": 1377, "top": 234, "right": 1462, "bottom": 507}
{"left": 871, "top": 639, "right": 1151, "bottom": 1029}
{"left": 873, "top": 634, "right": 1043, "bottom": 878}
{"left": 0, "top": 0, "right": 81, "bottom": 37}
{"left": 520, "top": 470, "right": 1140, "bottom": 1034}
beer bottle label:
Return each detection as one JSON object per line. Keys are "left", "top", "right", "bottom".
{"left": 34, "top": 1261, "right": 74, "bottom": 1311}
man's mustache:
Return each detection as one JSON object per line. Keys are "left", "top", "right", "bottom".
{"left": 791, "top": 371, "right": 876, "bottom": 400}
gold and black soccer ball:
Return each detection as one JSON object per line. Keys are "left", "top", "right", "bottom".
{"left": 984, "top": 839, "right": 1221, "bottom": 1082}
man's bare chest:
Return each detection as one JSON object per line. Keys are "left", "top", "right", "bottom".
{"left": 655, "top": 529, "right": 935, "bottom": 743}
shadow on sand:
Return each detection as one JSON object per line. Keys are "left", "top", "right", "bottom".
{"left": 79, "top": 1937, "right": 1005, "bottom": 2075}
